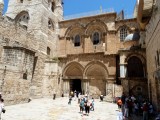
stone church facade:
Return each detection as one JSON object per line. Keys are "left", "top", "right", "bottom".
{"left": 58, "top": 13, "right": 147, "bottom": 100}
{"left": 0, "top": 0, "right": 150, "bottom": 106}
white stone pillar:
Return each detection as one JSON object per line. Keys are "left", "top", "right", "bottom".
{"left": 63, "top": 80, "right": 70, "bottom": 97}
{"left": 86, "top": 80, "right": 90, "bottom": 94}
{"left": 120, "top": 64, "right": 127, "bottom": 78}
{"left": 105, "top": 80, "right": 114, "bottom": 102}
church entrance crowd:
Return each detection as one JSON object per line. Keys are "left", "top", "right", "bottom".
{"left": 116, "top": 93, "right": 157, "bottom": 120}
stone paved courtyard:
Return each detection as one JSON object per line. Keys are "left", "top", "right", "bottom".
{"left": 1, "top": 97, "right": 120, "bottom": 120}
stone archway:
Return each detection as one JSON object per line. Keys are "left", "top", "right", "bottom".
{"left": 84, "top": 61, "right": 108, "bottom": 98}
{"left": 62, "top": 62, "right": 84, "bottom": 96}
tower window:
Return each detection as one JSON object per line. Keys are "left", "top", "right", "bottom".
{"left": 74, "top": 35, "right": 80, "bottom": 47}
{"left": 23, "top": 72, "right": 27, "bottom": 80}
{"left": 93, "top": 32, "right": 100, "bottom": 45}
{"left": 120, "top": 27, "right": 128, "bottom": 41}
{"left": 51, "top": 2, "right": 55, "bottom": 12}
{"left": 48, "top": 19, "right": 54, "bottom": 30}
{"left": 15, "top": 11, "right": 30, "bottom": 26}
{"left": 47, "top": 47, "right": 51, "bottom": 55}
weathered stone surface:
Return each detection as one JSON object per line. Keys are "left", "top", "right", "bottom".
{"left": 0, "top": 0, "right": 149, "bottom": 106}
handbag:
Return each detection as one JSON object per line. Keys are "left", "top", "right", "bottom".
{"left": 2, "top": 108, "right": 6, "bottom": 113}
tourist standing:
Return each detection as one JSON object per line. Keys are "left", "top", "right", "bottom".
{"left": 142, "top": 101, "right": 149, "bottom": 120}
{"left": 100, "top": 94, "right": 104, "bottom": 102}
{"left": 79, "top": 98, "right": 84, "bottom": 114}
{"left": 53, "top": 89, "right": 56, "bottom": 100}
{"left": 121, "top": 93, "right": 126, "bottom": 115}
{"left": 0, "top": 99, "right": 5, "bottom": 120}
{"left": 68, "top": 96, "right": 72, "bottom": 105}
{"left": 85, "top": 100, "right": 90, "bottom": 116}
{"left": 74, "top": 90, "right": 77, "bottom": 101}
{"left": 90, "top": 97, "right": 94, "bottom": 111}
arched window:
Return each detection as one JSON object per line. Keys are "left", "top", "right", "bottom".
{"left": 15, "top": 11, "right": 29, "bottom": 27}
{"left": 48, "top": 19, "right": 54, "bottom": 30}
{"left": 48, "top": 0, "right": 55, "bottom": 12}
{"left": 127, "top": 56, "right": 144, "bottom": 77}
{"left": 120, "top": 27, "right": 128, "bottom": 41}
{"left": 93, "top": 32, "right": 100, "bottom": 45}
{"left": 23, "top": 73, "right": 27, "bottom": 80}
{"left": 47, "top": 47, "right": 51, "bottom": 55}
{"left": 74, "top": 35, "right": 80, "bottom": 47}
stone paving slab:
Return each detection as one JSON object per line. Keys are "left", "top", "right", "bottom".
{"left": 1, "top": 97, "right": 120, "bottom": 120}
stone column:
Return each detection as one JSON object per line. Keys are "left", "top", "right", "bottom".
{"left": 105, "top": 80, "right": 114, "bottom": 102}
{"left": 81, "top": 79, "right": 90, "bottom": 95}
{"left": 119, "top": 53, "right": 127, "bottom": 78}
{"left": 120, "top": 64, "right": 127, "bottom": 78}
{"left": 63, "top": 80, "right": 70, "bottom": 97}
{"left": 86, "top": 80, "right": 90, "bottom": 95}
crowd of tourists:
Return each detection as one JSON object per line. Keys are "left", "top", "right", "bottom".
{"left": 117, "top": 93, "right": 154, "bottom": 120}
{"left": 68, "top": 90, "right": 95, "bottom": 116}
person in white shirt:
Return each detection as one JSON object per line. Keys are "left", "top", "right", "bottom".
{"left": 117, "top": 109, "right": 123, "bottom": 120}
{"left": 0, "top": 99, "right": 5, "bottom": 120}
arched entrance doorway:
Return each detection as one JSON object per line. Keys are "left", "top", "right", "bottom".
{"left": 127, "top": 56, "right": 144, "bottom": 77}
{"left": 70, "top": 79, "right": 82, "bottom": 93}
{"left": 62, "top": 62, "right": 84, "bottom": 96}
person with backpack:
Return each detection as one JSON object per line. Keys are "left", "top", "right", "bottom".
{"left": 79, "top": 98, "right": 85, "bottom": 114}
{"left": 85, "top": 100, "right": 90, "bottom": 116}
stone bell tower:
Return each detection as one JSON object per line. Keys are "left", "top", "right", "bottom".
{"left": 6, "top": 0, "right": 63, "bottom": 55}
{"left": 5, "top": 0, "right": 64, "bottom": 98}
{"left": 0, "top": 0, "right": 4, "bottom": 16}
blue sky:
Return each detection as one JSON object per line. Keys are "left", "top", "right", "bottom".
{"left": 63, "top": 0, "right": 136, "bottom": 16}
{"left": 3, "top": 0, "right": 136, "bottom": 17}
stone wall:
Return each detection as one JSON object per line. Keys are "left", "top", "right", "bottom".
{"left": 145, "top": 0, "right": 160, "bottom": 110}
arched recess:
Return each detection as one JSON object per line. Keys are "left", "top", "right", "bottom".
{"left": 15, "top": 11, "right": 30, "bottom": 28}
{"left": 64, "top": 23, "right": 85, "bottom": 38}
{"left": 63, "top": 62, "right": 84, "bottom": 78}
{"left": 116, "top": 25, "right": 131, "bottom": 32}
{"left": 85, "top": 20, "right": 108, "bottom": 43}
{"left": 84, "top": 61, "right": 109, "bottom": 96}
{"left": 126, "top": 55, "right": 145, "bottom": 77}
{"left": 130, "top": 85, "right": 148, "bottom": 99}
{"left": 84, "top": 61, "right": 109, "bottom": 79}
